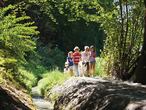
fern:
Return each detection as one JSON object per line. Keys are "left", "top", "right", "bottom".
{"left": 0, "top": 5, "right": 39, "bottom": 70}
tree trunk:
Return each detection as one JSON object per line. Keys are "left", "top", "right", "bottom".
{"left": 133, "top": 0, "right": 146, "bottom": 84}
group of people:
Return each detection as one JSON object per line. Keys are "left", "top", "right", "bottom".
{"left": 64, "top": 45, "right": 96, "bottom": 77}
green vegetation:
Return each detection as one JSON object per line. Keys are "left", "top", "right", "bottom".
{"left": 97, "top": 0, "right": 144, "bottom": 80}
{"left": 0, "top": 0, "right": 146, "bottom": 101}
{"left": 36, "top": 70, "right": 70, "bottom": 96}
{"left": 0, "top": 5, "right": 39, "bottom": 71}
{"left": 0, "top": 5, "right": 39, "bottom": 90}
{"left": 36, "top": 45, "right": 66, "bottom": 70}
{"left": 95, "top": 57, "right": 107, "bottom": 77}
{"left": 15, "top": 67, "right": 37, "bottom": 91}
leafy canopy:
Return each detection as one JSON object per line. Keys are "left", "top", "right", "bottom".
{"left": 0, "top": 5, "right": 39, "bottom": 70}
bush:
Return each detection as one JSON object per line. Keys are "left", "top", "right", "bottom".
{"left": 95, "top": 57, "right": 107, "bottom": 77}
{"left": 37, "top": 45, "right": 66, "bottom": 70}
{"left": 14, "top": 67, "right": 37, "bottom": 91}
{"left": 0, "top": 5, "right": 39, "bottom": 71}
{"left": 36, "top": 70, "right": 70, "bottom": 96}
{"left": 23, "top": 62, "right": 48, "bottom": 80}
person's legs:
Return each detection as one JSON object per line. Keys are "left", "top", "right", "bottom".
{"left": 78, "top": 61, "right": 84, "bottom": 77}
{"left": 90, "top": 63, "right": 93, "bottom": 77}
{"left": 90, "top": 62, "right": 95, "bottom": 77}
{"left": 76, "top": 64, "right": 79, "bottom": 76}
{"left": 69, "top": 66, "right": 73, "bottom": 76}
{"left": 73, "top": 64, "right": 79, "bottom": 76}
{"left": 86, "top": 62, "right": 90, "bottom": 76}
{"left": 93, "top": 62, "right": 96, "bottom": 75}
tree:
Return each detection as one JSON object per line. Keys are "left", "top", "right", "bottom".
{"left": 133, "top": 0, "right": 146, "bottom": 84}
{"left": 0, "top": 5, "right": 39, "bottom": 71}
{"left": 100, "top": 0, "right": 144, "bottom": 80}
{"left": 33, "top": 0, "right": 105, "bottom": 52}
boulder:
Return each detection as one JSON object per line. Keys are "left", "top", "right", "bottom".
{"left": 49, "top": 77, "right": 146, "bottom": 110}
{"left": 0, "top": 82, "right": 36, "bottom": 110}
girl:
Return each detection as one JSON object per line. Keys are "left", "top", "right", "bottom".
{"left": 89, "top": 45, "right": 96, "bottom": 77}
{"left": 81, "top": 46, "right": 90, "bottom": 76}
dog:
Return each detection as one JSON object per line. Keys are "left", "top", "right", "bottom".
{"left": 78, "top": 61, "right": 88, "bottom": 77}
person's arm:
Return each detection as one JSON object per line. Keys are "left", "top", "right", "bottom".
{"left": 80, "top": 52, "right": 84, "bottom": 61}
{"left": 93, "top": 52, "right": 96, "bottom": 58}
{"left": 68, "top": 58, "right": 72, "bottom": 62}
{"left": 88, "top": 52, "right": 91, "bottom": 59}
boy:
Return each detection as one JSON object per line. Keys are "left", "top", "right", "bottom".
{"left": 72, "top": 46, "right": 81, "bottom": 76}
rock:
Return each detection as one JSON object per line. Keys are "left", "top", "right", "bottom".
{"left": 49, "top": 77, "right": 146, "bottom": 110}
{"left": 0, "top": 82, "right": 36, "bottom": 110}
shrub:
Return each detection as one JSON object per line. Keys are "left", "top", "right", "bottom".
{"left": 0, "top": 5, "right": 39, "bottom": 71}
{"left": 14, "top": 67, "right": 37, "bottom": 91}
{"left": 37, "top": 45, "right": 66, "bottom": 70}
{"left": 95, "top": 57, "right": 107, "bottom": 77}
{"left": 36, "top": 70, "right": 70, "bottom": 96}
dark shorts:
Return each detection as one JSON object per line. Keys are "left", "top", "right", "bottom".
{"left": 90, "top": 61, "right": 96, "bottom": 64}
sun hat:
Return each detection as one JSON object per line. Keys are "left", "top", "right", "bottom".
{"left": 68, "top": 51, "right": 73, "bottom": 54}
{"left": 84, "top": 46, "right": 89, "bottom": 50}
{"left": 74, "top": 46, "right": 80, "bottom": 51}
{"left": 90, "top": 45, "right": 94, "bottom": 48}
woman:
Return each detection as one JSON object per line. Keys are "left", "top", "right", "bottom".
{"left": 81, "top": 46, "right": 90, "bottom": 76}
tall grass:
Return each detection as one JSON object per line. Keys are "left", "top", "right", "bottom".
{"left": 95, "top": 57, "right": 107, "bottom": 77}
{"left": 36, "top": 70, "right": 70, "bottom": 96}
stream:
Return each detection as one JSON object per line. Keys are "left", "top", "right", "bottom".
{"left": 32, "top": 87, "right": 53, "bottom": 110}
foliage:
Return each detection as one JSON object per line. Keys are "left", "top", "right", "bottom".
{"left": 0, "top": 5, "right": 40, "bottom": 92}
{"left": 36, "top": 70, "right": 70, "bottom": 96}
{"left": 0, "top": 5, "right": 39, "bottom": 71}
{"left": 99, "top": 0, "right": 144, "bottom": 79}
{"left": 24, "top": 63, "right": 48, "bottom": 79}
{"left": 95, "top": 57, "right": 107, "bottom": 77}
{"left": 3, "top": 0, "right": 106, "bottom": 70}
{"left": 37, "top": 44, "right": 66, "bottom": 70}
{"left": 14, "top": 67, "right": 37, "bottom": 91}
{"left": 12, "top": 0, "right": 105, "bottom": 53}
{"left": 41, "top": 0, "right": 104, "bottom": 52}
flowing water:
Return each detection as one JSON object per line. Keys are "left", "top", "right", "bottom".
{"left": 32, "top": 87, "right": 53, "bottom": 110}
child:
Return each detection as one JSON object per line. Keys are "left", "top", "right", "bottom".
{"left": 66, "top": 51, "right": 74, "bottom": 76}
{"left": 72, "top": 46, "right": 81, "bottom": 77}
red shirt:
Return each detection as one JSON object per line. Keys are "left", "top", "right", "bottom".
{"left": 73, "top": 52, "right": 81, "bottom": 64}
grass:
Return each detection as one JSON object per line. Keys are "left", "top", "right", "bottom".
{"left": 36, "top": 69, "right": 70, "bottom": 96}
